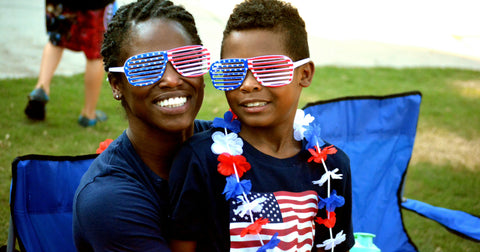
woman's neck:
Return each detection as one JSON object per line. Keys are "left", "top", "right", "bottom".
{"left": 126, "top": 124, "right": 194, "bottom": 179}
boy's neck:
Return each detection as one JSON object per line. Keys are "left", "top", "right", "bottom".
{"left": 239, "top": 124, "right": 302, "bottom": 159}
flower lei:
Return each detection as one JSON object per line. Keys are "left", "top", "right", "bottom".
{"left": 211, "top": 109, "right": 346, "bottom": 251}
{"left": 96, "top": 138, "right": 113, "bottom": 154}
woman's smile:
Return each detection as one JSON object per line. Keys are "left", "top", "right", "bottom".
{"left": 157, "top": 96, "right": 187, "bottom": 108}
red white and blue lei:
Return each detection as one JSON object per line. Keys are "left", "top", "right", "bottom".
{"left": 211, "top": 109, "right": 346, "bottom": 251}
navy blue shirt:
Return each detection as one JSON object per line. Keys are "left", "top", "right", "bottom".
{"left": 169, "top": 128, "right": 355, "bottom": 252}
{"left": 73, "top": 120, "right": 211, "bottom": 251}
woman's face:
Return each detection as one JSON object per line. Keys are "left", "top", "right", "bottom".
{"left": 114, "top": 18, "right": 205, "bottom": 133}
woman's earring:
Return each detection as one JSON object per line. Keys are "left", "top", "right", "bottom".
{"left": 115, "top": 94, "right": 121, "bottom": 100}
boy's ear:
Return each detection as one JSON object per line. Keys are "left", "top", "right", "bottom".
{"left": 298, "top": 61, "right": 315, "bottom": 88}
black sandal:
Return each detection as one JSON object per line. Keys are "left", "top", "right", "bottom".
{"left": 24, "top": 88, "right": 49, "bottom": 120}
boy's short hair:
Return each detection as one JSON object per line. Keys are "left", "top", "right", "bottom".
{"left": 221, "top": 0, "right": 309, "bottom": 61}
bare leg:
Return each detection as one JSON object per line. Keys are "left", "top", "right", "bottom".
{"left": 81, "top": 58, "right": 104, "bottom": 119}
{"left": 35, "top": 41, "right": 64, "bottom": 95}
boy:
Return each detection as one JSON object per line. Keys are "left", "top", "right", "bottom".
{"left": 169, "top": 0, "right": 354, "bottom": 251}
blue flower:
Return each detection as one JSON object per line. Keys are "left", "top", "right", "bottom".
{"left": 304, "top": 123, "right": 325, "bottom": 150}
{"left": 212, "top": 111, "right": 241, "bottom": 133}
{"left": 223, "top": 175, "right": 251, "bottom": 200}
{"left": 318, "top": 190, "right": 345, "bottom": 212}
{"left": 257, "top": 233, "right": 280, "bottom": 252}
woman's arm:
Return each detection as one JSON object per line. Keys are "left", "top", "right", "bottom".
{"left": 74, "top": 176, "right": 171, "bottom": 251}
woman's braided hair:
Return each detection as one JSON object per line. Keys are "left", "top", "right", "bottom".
{"left": 101, "top": 0, "right": 202, "bottom": 72}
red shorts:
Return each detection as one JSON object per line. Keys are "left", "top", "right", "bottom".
{"left": 46, "top": 3, "right": 112, "bottom": 59}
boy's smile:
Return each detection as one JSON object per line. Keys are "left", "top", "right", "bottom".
{"left": 243, "top": 101, "right": 267, "bottom": 108}
{"left": 239, "top": 97, "right": 270, "bottom": 113}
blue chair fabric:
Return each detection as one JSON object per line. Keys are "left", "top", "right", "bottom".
{"left": 303, "top": 91, "right": 421, "bottom": 252}
{"left": 9, "top": 154, "right": 96, "bottom": 252}
{"left": 402, "top": 198, "right": 480, "bottom": 242}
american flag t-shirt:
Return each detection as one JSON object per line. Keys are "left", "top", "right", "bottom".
{"left": 229, "top": 190, "right": 319, "bottom": 251}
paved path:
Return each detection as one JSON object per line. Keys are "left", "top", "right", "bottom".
{"left": 1, "top": 0, "right": 479, "bottom": 79}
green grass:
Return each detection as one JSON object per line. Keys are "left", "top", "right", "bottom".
{"left": 1, "top": 67, "right": 479, "bottom": 250}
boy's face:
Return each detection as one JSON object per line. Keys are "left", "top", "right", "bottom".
{"left": 221, "top": 29, "right": 312, "bottom": 130}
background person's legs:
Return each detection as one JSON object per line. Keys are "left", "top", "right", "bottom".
{"left": 77, "top": 58, "right": 107, "bottom": 127}
{"left": 81, "top": 58, "right": 104, "bottom": 119}
{"left": 35, "top": 41, "right": 64, "bottom": 95}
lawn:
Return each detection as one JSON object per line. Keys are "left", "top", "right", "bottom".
{"left": 0, "top": 67, "right": 479, "bottom": 250}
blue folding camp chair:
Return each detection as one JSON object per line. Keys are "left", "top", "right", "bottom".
{"left": 303, "top": 91, "right": 480, "bottom": 251}
{"left": 8, "top": 154, "right": 97, "bottom": 252}
{"left": 8, "top": 92, "right": 478, "bottom": 251}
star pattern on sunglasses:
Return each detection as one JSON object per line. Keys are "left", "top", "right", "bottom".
{"left": 109, "top": 45, "right": 211, "bottom": 86}
{"left": 210, "top": 55, "right": 311, "bottom": 91}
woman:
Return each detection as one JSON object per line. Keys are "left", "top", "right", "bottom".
{"left": 73, "top": 0, "right": 210, "bottom": 250}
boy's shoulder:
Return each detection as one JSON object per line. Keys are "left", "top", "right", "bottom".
{"left": 322, "top": 141, "right": 351, "bottom": 170}
{"left": 183, "top": 127, "right": 223, "bottom": 151}
{"left": 329, "top": 142, "right": 349, "bottom": 160}
{"left": 187, "top": 127, "right": 216, "bottom": 142}
{"left": 193, "top": 119, "right": 212, "bottom": 133}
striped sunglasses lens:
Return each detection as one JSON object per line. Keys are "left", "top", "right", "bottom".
{"left": 210, "top": 55, "right": 310, "bottom": 91}
{"left": 109, "top": 45, "right": 211, "bottom": 87}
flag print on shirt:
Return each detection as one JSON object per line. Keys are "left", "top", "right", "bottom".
{"left": 229, "top": 190, "right": 319, "bottom": 251}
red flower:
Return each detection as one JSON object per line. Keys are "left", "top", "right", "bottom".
{"left": 315, "top": 211, "right": 336, "bottom": 228}
{"left": 96, "top": 139, "right": 113, "bottom": 154}
{"left": 307, "top": 145, "right": 337, "bottom": 163}
{"left": 240, "top": 217, "right": 269, "bottom": 237}
{"left": 217, "top": 153, "right": 251, "bottom": 177}
{"left": 228, "top": 108, "right": 238, "bottom": 121}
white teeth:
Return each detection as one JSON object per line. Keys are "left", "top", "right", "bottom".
{"left": 158, "top": 97, "right": 187, "bottom": 108}
{"left": 245, "top": 102, "right": 267, "bottom": 107}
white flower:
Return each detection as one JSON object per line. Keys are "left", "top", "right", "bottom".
{"left": 293, "top": 109, "right": 315, "bottom": 141}
{"left": 312, "top": 168, "right": 343, "bottom": 187}
{"left": 211, "top": 131, "right": 243, "bottom": 155}
{"left": 233, "top": 197, "right": 267, "bottom": 217}
{"left": 317, "top": 230, "right": 346, "bottom": 250}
